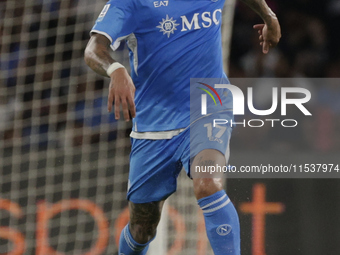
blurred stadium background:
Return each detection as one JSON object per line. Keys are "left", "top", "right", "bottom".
{"left": 1, "top": 0, "right": 340, "bottom": 254}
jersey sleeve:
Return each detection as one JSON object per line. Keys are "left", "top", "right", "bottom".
{"left": 90, "top": 0, "right": 136, "bottom": 50}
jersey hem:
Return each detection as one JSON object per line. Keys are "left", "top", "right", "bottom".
{"left": 130, "top": 128, "right": 186, "bottom": 139}
{"left": 130, "top": 109, "right": 233, "bottom": 140}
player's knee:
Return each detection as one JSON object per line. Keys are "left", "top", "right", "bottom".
{"left": 129, "top": 221, "right": 157, "bottom": 244}
{"left": 129, "top": 201, "right": 164, "bottom": 244}
{"left": 193, "top": 178, "right": 223, "bottom": 200}
{"left": 192, "top": 149, "right": 226, "bottom": 200}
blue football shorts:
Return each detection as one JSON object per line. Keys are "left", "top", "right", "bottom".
{"left": 127, "top": 111, "right": 234, "bottom": 203}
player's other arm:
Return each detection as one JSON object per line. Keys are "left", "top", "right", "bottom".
{"left": 240, "top": 0, "right": 281, "bottom": 54}
{"left": 84, "top": 34, "right": 136, "bottom": 121}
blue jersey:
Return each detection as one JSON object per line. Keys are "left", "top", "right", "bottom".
{"left": 91, "top": 0, "right": 233, "bottom": 133}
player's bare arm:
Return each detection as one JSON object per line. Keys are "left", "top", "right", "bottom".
{"left": 240, "top": 0, "right": 281, "bottom": 54}
{"left": 84, "top": 33, "right": 136, "bottom": 121}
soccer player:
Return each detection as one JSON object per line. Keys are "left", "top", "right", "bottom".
{"left": 84, "top": 0, "right": 280, "bottom": 253}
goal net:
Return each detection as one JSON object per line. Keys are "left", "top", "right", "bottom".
{"left": 0, "top": 1, "right": 235, "bottom": 254}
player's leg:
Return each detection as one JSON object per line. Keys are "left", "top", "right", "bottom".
{"left": 118, "top": 136, "right": 184, "bottom": 254}
{"left": 184, "top": 108, "right": 240, "bottom": 254}
{"left": 119, "top": 200, "right": 164, "bottom": 254}
{"left": 192, "top": 149, "right": 240, "bottom": 255}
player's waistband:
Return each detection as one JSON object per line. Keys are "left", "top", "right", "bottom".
{"left": 130, "top": 109, "right": 233, "bottom": 140}
{"left": 130, "top": 128, "right": 186, "bottom": 140}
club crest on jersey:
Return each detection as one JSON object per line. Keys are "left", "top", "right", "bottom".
{"left": 156, "top": 15, "right": 180, "bottom": 38}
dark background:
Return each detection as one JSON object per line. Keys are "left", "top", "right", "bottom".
{"left": 228, "top": 1, "right": 340, "bottom": 254}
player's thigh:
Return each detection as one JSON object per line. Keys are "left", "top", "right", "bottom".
{"left": 182, "top": 111, "right": 233, "bottom": 179}
{"left": 128, "top": 137, "right": 184, "bottom": 203}
{"left": 129, "top": 200, "right": 164, "bottom": 224}
{"left": 183, "top": 112, "right": 233, "bottom": 199}
{"left": 128, "top": 200, "right": 165, "bottom": 243}
{"left": 192, "top": 148, "right": 227, "bottom": 168}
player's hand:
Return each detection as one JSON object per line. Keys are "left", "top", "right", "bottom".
{"left": 253, "top": 17, "right": 281, "bottom": 54}
{"left": 108, "top": 68, "right": 136, "bottom": 121}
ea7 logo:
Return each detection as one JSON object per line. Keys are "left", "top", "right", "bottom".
{"left": 154, "top": 1, "right": 168, "bottom": 7}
